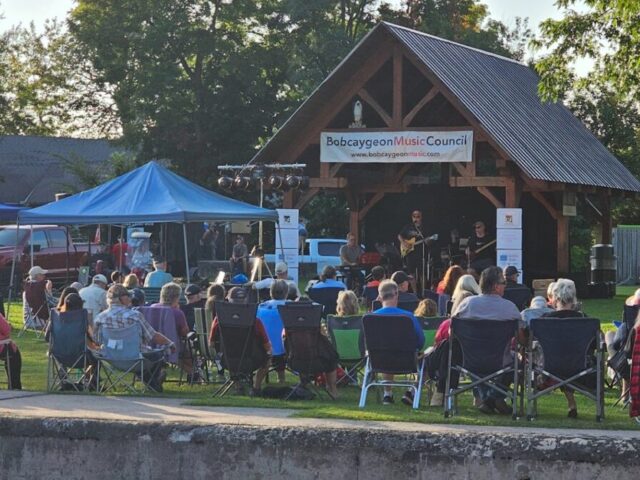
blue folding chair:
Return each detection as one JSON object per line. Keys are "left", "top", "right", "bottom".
{"left": 47, "top": 309, "right": 91, "bottom": 392}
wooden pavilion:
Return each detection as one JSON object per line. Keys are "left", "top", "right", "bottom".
{"left": 251, "top": 22, "right": 640, "bottom": 278}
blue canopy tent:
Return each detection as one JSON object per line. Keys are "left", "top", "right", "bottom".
{"left": 0, "top": 203, "right": 26, "bottom": 221}
{"left": 12, "top": 162, "right": 279, "bottom": 299}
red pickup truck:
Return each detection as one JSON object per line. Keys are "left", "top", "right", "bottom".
{"left": 0, "top": 225, "right": 98, "bottom": 288}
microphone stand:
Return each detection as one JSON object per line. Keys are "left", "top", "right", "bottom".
{"left": 415, "top": 223, "right": 427, "bottom": 296}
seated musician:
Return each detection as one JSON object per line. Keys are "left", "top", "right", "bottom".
{"left": 339, "top": 233, "right": 364, "bottom": 290}
{"left": 229, "top": 235, "right": 249, "bottom": 275}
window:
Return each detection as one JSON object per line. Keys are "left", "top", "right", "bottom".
{"left": 317, "top": 241, "right": 345, "bottom": 257}
{"left": 28, "top": 230, "right": 48, "bottom": 250}
{"left": 47, "top": 229, "right": 69, "bottom": 248}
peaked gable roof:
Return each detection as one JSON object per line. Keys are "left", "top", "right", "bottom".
{"left": 19, "top": 161, "right": 278, "bottom": 225}
{"left": 252, "top": 22, "right": 640, "bottom": 192}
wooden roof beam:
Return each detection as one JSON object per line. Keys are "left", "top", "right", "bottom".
{"left": 358, "top": 88, "right": 392, "bottom": 127}
{"left": 477, "top": 186, "right": 504, "bottom": 209}
{"left": 402, "top": 87, "right": 439, "bottom": 128}
{"left": 450, "top": 176, "right": 505, "bottom": 187}
{"left": 392, "top": 45, "right": 403, "bottom": 128}
{"left": 309, "top": 177, "right": 348, "bottom": 188}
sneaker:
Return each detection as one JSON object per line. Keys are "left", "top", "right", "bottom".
{"left": 401, "top": 390, "right": 414, "bottom": 406}
{"left": 382, "top": 394, "right": 394, "bottom": 405}
{"left": 430, "top": 392, "right": 444, "bottom": 407}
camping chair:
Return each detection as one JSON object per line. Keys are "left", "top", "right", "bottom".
{"left": 607, "top": 305, "right": 639, "bottom": 403}
{"left": 141, "top": 287, "right": 162, "bottom": 305}
{"left": 371, "top": 299, "right": 418, "bottom": 313}
{"left": 359, "top": 313, "right": 425, "bottom": 409}
{"left": 93, "top": 323, "right": 165, "bottom": 394}
{"left": 503, "top": 286, "right": 532, "bottom": 311}
{"left": 212, "top": 302, "right": 263, "bottom": 397}
{"left": 307, "top": 287, "right": 343, "bottom": 316}
{"left": 192, "top": 307, "right": 213, "bottom": 384}
{"left": 47, "top": 309, "right": 91, "bottom": 392}
{"left": 19, "top": 292, "right": 47, "bottom": 338}
{"left": 327, "top": 314, "right": 365, "bottom": 385}
{"left": 423, "top": 290, "right": 439, "bottom": 304}
{"left": 445, "top": 317, "right": 519, "bottom": 419}
{"left": 417, "top": 316, "right": 448, "bottom": 351}
{"left": 623, "top": 305, "right": 639, "bottom": 330}
{"left": 0, "top": 340, "right": 14, "bottom": 389}
{"left": 437, "top": 294, "right": 450, "bottom": 316}
{"left": 525, "top": 316, "right": 605, "bottom": 422}
{"left": 278, "top": 303, "right": 337, "bottom": 399}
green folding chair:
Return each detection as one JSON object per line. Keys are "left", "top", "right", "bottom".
{"left": 327, "top": 315, "right": 364, "bottom": 386}
{"left": 417, "top": 316, "right": 448, "bottom": 350}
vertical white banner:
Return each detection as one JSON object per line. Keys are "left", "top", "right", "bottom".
{"left": 497, "top": 208, "right": 523, "bottom": 282}
{"left": 276, "top": 209, "right": 300, "bottom": 285}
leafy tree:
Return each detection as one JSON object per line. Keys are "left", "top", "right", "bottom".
{"left": 59, "top": 151, "right": 139, "bottom": 192}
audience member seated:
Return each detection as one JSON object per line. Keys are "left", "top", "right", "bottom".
{"left": 310, "top": 265, "right": 347, "bottom": 291}
{"left": 414, "top": 298, "right": 437, "bottom": 317}
{"left": 521, "top": 296, "right": 554, "bottom": 327}
{"left": 455, "top": 266, "right": 520, "bottom": 415}
{"left": 123, "top": 273, "right": 139, "bottom": 289}
{"left": 205, "top": 283, "right": 226, "bottom": 381}
{"left": 450, "top": 274, "right": 481, "bottom": 316}
{"left": 130, "top": 288, "right": 146, "bottom": 308}
{"left": 209, "top": 287, "right": 272, "bottom": 394}
{"left": 79, "top": 274, "right": 108, "bottom": 323}
{"left": 92, "top": 285, "right": 174, "bottom": 392}
{"left": 546, "top": 281, "right": 557, "bottom": 307}
{"left": 0, "top": 312, "right": 22, "bottom": 389}
{"left": 257, "top": 280, "right": 288, "bottom": 384}
{"left": 149, "top": 283, "right": 192, "bottom": 377}
{"left": 180, "top": 284, "right": 207, "bottom": 331}
{"left": 252, "top": 262, "right": 301, "bottom": 299}
{"left": 110, "top": 271, "right": 123, "bottom": 286}
{"left": 56, "top": 286, "right": 79, "bottom": 313}
{"left": 372, "top": 280, "right": 425, "bottom": 406}
{"left": 229, "top": 235, "right": 249, "bottom": 275}
{"left": 287, "top": 283, "right": 299, "bottom": 301}
{"left": 437, "top": 266, "right": 463, "bottom": 296}
{"left": 144, "top": 256, "right": 173, "bottom": 288}
{"left": 336, "top": 290, "right": 359, "bottom": 316}
{"left": 390, "top": 271, "right": 419, "bottom": 304}
{"left": 365, "top": 266, "right": 385, "bottom": 289}
{"left": 23, "top": 266, "right": 53, "bottom": 329}
{"left": 538, "top": 278, "right": 591, "bottom": 418}
{"left": 60, "top": 292, "right": 99, "bottom": 388}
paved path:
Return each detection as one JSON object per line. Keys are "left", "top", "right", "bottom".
{"left": 1, "top": 389, "right": 639, "bottom": 439}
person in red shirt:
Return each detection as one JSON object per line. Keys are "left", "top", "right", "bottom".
{"left": 209, "top": 287, "right": 272, "bottom": 394}
{"left": 111, "top": 236, "right": 129, "bottom": 271}
{"left": 365, "top": 266, "right": 385, "bottom": 289}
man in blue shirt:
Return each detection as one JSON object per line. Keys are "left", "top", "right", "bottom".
{"left": 144, "top": 256, "right": 173, "bottom": 288}
{"left": 256, "top": 279, "right": 289, "bottom": 384}
{"left": 373, "top": 280, "right": 425, "bottom": 405}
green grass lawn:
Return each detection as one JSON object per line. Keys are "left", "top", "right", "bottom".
{"left": 3, "top": 286, "right": 639, "bottom": 431}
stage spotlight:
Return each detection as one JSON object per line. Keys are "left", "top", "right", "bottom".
{"left": 233, "top": 176, "right": 252, "bottom": 190}
{"left": 218, "top": 176, "right": 233, "bottom": 190}
{"left": 269, "top": 175, "right": 287, "bottom": 190}
{"left": 299, "top": 176, "right": 310, "bottom": 189}
{"left": 285, "top": 174, "right": 301, "bottom": 189}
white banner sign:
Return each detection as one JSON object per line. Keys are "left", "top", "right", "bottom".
{"left": 497, "top": 208, "right": 522, "bottom": 229}
{"left": 320, "top": 130, "right": 473, "bottom": 163}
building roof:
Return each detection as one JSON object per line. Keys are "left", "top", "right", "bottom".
{"left": 251, "top": 22, "right": 640, "bottom": 192}
{"left": 0, "top": 135, "right": 128, "bottom": 205}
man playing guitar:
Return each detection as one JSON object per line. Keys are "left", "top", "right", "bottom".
{"left": 466, "top": 220, "right": 496, "bottom": 274}
{"left": 398, "top": 210, "right": 436, "bottom": 294}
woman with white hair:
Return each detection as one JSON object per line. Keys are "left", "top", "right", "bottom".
{"left": 546, "top": 281, "right": 557, "bottom": 307}
{"left": 538, "top": 278, "right": 588, "bottom": 418}
{"left": 450, "top": 274, "right": 481, "bottom": 316}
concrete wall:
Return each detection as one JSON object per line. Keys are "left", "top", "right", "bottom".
{"left": 1, "top": 417, "right": 639, "bottom": 479}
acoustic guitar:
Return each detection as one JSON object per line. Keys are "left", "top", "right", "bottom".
{"left": 467, "top": 238, "right": 497, "bottom": 262}
{"left": 400, "top": 234, "right": 438, "bottom": 258}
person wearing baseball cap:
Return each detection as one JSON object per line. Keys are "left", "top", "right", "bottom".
{"left": 503, "top": 265, "right": 531, "bottom": 310}
{"left": 390, "top": 270, "right": 419, "bottom": 304}
{"left": 252, "top": 262, "right": 301, "bottom": 300}
{"left": 79, "top": 274, "right": 109, "bottom": 323}
{"left": 180, "top": 284, "right": 206, "bottom": 331}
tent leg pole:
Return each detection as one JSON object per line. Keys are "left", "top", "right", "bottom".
{"left": 183, "top": 223, "right": 190, "bottom": 284}
{"left": 6, "top": 220, "right": 20, "bottom": 322}
{"left": 30, "top": 225, "right": 34, "bottom": 269}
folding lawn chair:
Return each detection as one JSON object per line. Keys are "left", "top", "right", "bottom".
{"left": 503, "top": 286, "right": 533, "bottom": 311}
{"left": 47, "top": 309, "right": 91, "bottom": 392}
{"left": 445, "top": 317, "right": 519, "bottom": 419}
{"left": 93, "top": 323, "right": 165, "bottom": 394}
{"left": 417, "top": 316, "right": 448, "bottom": 351}
{"left": 0, "top": 339, "right": 14, "bottom": 389}
{"left": 19, "top": 292, "right": 48, "bottom": 338}
{"left": 437, "top": 294, "right": 450, "bottom": 316}
{"left": 327, "top": 314, "right": 364, "bottom": 385}
{"left": 278, "top": 303, "right": 337, "bottom": 400}
{"left": 359, "top": 313, "right": 426, "bottom": 409}
{"left": 526, "top": 316, "right": 605, "bottom": 422}
{"left": 212, "top": 302, "right": 263, "bottom": 397}
{"left": 192, "top": 307, "right": 213, "bottom": 384}
{"left": 362, "top": 286, "right": 379, "bottom": 310}
{"left": 307, "top": 287, "right": 343, "bottom": 317}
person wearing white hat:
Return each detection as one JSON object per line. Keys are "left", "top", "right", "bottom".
{"left": 252, "top": 262, "right": 300, "bottom": 299}
{"left": 79, "top": 274, "right": 108, "bottom": 323}
{"left": 23, "top": 266, "right": 53, "bottom": 329}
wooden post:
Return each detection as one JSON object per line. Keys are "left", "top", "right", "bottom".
{"left": 350, "top": 210, "right": 360, "bottom": 243}
{"left": 557, "top": 215, "right": 569, "bottom": 273}
{"left": 282, "top": 190, "right": 294, "bottom": 209}
{"left": 392, "top": 46, "right": 403, "bottom": 128}
{"left": 601, "top": 193, "right": 612, "bottom": 244}
{"left": 505, "top": 176, "right": 522, "bottom": 208}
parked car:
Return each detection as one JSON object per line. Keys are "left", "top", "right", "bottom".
{"left": 0, "top": 225, "right": 98, "bottom": 289}
{"left": 266, "top": 238, "right": 347, "bottom": 276}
